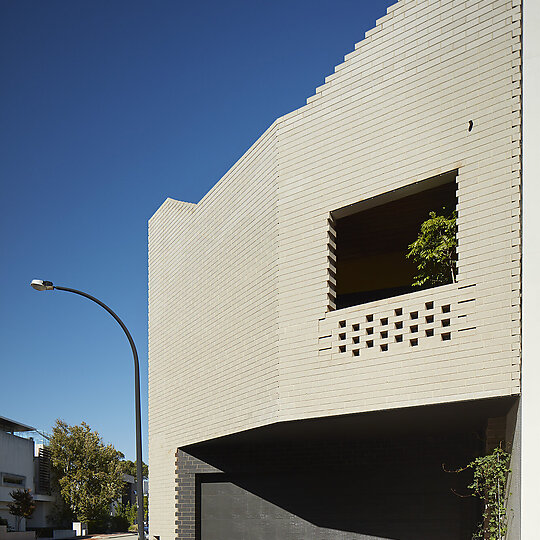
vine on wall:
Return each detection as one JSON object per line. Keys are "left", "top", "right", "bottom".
{"left": 445, "top": 446, "right": 511, "bottom": 540}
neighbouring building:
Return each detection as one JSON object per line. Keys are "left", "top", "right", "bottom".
{"left": 0, "top": 416, "right": 55, "bottom": 532}
{"left": 148, "top": 0, "right": 540, "bottom": 538}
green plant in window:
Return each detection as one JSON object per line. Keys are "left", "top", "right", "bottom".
{"left": 407, "top": 209, "right": 457, "bottom": 287}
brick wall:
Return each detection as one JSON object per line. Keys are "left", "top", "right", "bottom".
{"left": 175, "top": 450, "right": 221, "bottom": 540}
{"left": 149, "top": 0, "right": 522, "bottom": 536}
{"left": 149, "top": 126, "right": 281, "bottom": 538}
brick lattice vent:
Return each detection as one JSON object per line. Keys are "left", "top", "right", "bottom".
{"left": 318, "top": 288, "right": 477, "bottom": 358}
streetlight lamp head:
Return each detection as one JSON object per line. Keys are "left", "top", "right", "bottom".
{"left": 30, "top": 279, "right": 54, "bottom": 291}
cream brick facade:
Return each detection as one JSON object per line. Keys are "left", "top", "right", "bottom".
{"left": 149, "top": 0, "right": 522, "bottom": 537}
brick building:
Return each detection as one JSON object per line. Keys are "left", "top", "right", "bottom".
{"left": 148, "top": 0, "right": 540, "bottom": 537}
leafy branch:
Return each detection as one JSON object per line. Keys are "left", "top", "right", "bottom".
{"left": 407, "top": 210, "right": 457, "bottom": 287}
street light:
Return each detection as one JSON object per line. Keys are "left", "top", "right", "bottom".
{"left": 30, "top": 279, "right": 145, "bottom": 540}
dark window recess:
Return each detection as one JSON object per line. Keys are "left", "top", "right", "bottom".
{"left": 339, "top": 345, "right": 346, "bottom": 353}
{"left": 426, "top": 315, "right": 434, "bottom": 324}
{"left": 366, "top": 327, "right": 374, "bottom": 335}
{"left": 380, "top": 331, "right": 388, "bottom": 339}
{"left": 395, "top": 335, "right": 403, "bottom": 343}
{"left": 352, "top": 324, "right": 360, "bottom": 331}
{"left": 353, "top": 349, "right": 360, "bottom": 356}
{"left": 426, "top": 328, "right": 434, "bottom": 337}
{"left": 2, "top": 474, "right": 25, "bottom": 487}
{"left": 380, "top": 344, "right": 388, "bottom": 352}
{"left": 395, "top": 321, "right": 403, "bottom": 329}
{"left": 332, "top": 171, "right": 457, "bottom": 310}
{"left": 353, "top": 336, "right": 360, "bottom": 344}
{"left": 366, "top": 340, "right": 374, "bottom": 348}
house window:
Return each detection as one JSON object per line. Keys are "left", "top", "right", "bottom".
{"left": 330, "top": 171, "right": 457, "bottom": 310}
{"left": 1, "top": 472, "right": 25, "bottom": 487}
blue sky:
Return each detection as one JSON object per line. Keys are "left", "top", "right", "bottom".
{"left": 0, "top": 0, "right": 394, "bottom": 461}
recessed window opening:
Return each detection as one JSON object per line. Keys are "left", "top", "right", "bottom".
{"left": 1, "top": 473, "right": 25, "bottom": 487}
{"left": 331, "top": 171, "right": 457, "bottom": 310}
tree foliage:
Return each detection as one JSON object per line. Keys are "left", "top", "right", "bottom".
{"left": 407, "top": 210, "right": 457, "bottom": 287}
{"left": 8, "top": 489, "right": 36, "bottom": 531}
{"left": 119, "top": 459, "right": 148, "bottom": 481}
{"left": 109, "top": 502, "right": 133, "bottom": 532}
{"left": 49, "top": 419, "right": 124, "bottom": 528}
{"left": 113, "top": 502, "right": 137, "bottom": 531}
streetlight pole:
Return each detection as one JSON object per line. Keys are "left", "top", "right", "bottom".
{"left": 30, "top": 280, "right": 145, "bottom": 540}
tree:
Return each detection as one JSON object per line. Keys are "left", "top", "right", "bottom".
{"left": 119, "top": 459, "right": 148, "bottom": 481}
{"left": 49, "top": 419, "right": 124, "bottom": 530}
{"left": 407, "top": 209, "right": 457, "bottom": 287}
{"left": 8, "top": 489, "right": 35, "bottom": 531}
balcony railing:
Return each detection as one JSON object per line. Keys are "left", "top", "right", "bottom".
{"left": 318, "top": 282, "right": 477, "bottom": 358}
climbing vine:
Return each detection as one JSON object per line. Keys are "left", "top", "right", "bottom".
{"left": 469, "top": 447, "right": 511, "bottom": 540}
{"left": 445, "top": 446, "right": 511, "bottom": 540}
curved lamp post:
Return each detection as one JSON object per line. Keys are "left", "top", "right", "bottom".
{"left": 30, "top": 279, "right": 145, "bottom": 540}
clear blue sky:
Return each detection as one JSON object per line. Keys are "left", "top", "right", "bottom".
{"left": 0, "top": 0, "right": 393, "bottom": 461}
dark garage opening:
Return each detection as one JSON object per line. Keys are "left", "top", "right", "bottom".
{"left": 180, "top": 397, "right": 517, "bottom": 540}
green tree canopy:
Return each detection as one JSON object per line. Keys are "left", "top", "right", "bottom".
{"left": 119, "top": 459, "right": 148, "bottom": 480}
{"left": 407, "top": 209, "right": 457, "bottom": 287}
{"left": 49, "top": 419, "right": 124, "bottom": 527}
{"left": 8, "top": 489, "right": 35, "bottom": 531}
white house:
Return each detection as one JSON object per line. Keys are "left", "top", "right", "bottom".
{"left": 0, "top": 416, "right": 55, "bottom": 532}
